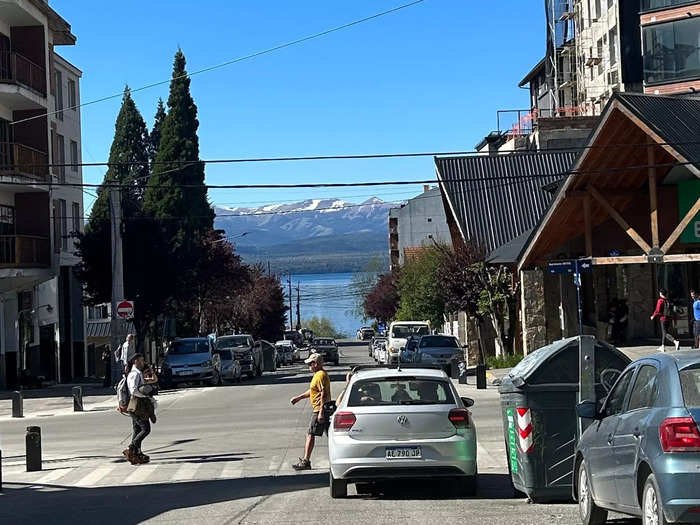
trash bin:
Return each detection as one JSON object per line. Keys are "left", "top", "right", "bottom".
{"left": 261, "top": 342, "right": 277, "bottom": 372}
{"left": 498, "top": 336, "right": 630, "bottom": 503}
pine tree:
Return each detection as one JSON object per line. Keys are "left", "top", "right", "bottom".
{"left": 148, "top": 98, "right": 166, "bottom": 165}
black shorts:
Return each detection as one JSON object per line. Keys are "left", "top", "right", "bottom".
{"left": 694, "top": 320, "right": 700, "bottom": 337}
{"left": 308, "top": 412, "right": 329, "bottom": 436}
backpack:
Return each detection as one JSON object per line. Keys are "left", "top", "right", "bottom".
{"left": 116, "top": 374, "right": 130, "bottom": 412}
{"left": 662, "top": 298, "right": 674, "bottom": 318}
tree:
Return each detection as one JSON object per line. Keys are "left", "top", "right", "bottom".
{"left": 473, "top": 263, "right": 517, "bottom": 355}
{"left": 303, "top": 317, "right": 347, "bottom": 339}
{"left": 363, "top": 271, "right": 400, "bottom": 323}
{"left": 148, "top": 98, "right": 166, "bottom": 165}
{"left": 395, "top": 247, "right": 445, "bottom": 329}
{"left": 349, "top": 257, "right": 385, "bottom": 320}
{"left": 231, "top": 267, "right": 287, "bottom": 341}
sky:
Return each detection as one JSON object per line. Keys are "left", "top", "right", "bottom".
{"left": 52, "top": 0, "right": 544, "bottom": 214}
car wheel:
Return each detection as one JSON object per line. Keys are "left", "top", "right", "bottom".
{"left": 642, "top": 474, "right": 668, "bottom": 525}
{"left": 577, "top": 461, "right": 607, "bottom": 525}
{"left": 330, "top": 472, "right": 347, "bottom": 499}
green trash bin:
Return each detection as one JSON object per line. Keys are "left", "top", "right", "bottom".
{"left": 499, "top": 336, "right": 630, "bottom": 503}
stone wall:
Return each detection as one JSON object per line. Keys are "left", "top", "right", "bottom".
{"left": 521, "top": 268, "right": 547, "bottom": 354}
{"left": 625, "top": 264, "right": 656, "bottom": 339}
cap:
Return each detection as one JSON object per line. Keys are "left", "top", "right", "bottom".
{"left": 304, "top": 353, "right": 323, "bottom": 364}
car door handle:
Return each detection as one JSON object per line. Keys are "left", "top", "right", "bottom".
{"left": 607, "top": 433, "right": 614, "bottom": 445}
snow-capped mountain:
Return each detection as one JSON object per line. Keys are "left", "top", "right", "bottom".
{"left": 214, "top": 197, "right": 395, "bottom": 248}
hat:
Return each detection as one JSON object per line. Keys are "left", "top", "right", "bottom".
{"left": 304, "top": 353, "right": 323, "bottom": 364}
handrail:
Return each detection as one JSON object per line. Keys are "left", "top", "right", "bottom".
{"left": 0, "top": 50, "right": 47, "bottom": 95}
{"left": 0, "top": 142, "right": 49, "bottom": 180}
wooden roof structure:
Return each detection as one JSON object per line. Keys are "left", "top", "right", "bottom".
{"left": 519, "top": 93, "right": 700, "bottom": 269}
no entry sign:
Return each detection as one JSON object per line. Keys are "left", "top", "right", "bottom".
{"left": 116, "top": 300, "right": 134, "bottom": 319}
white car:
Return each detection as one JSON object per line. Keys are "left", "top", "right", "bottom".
{"left": 387, "top": 321, "right": 431, "bottom": 364}
{"left": 275, "top": 340, "right": 296, "bottom": 365}
{"left": 328, "top": 366, "right": 477, "bottom": 498}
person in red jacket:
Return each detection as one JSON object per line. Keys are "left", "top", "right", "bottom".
{"left": 650, "top": 288, "right": 680, "bottom": 352}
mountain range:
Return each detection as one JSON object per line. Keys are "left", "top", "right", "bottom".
{"left": 214, "top": 198, "right": 394, "bottom": 274}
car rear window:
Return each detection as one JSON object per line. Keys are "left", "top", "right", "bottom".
{"left": 680, "top": 366, "right": 700, "bottom": 407}
{"left": 169, "top": 340, "right": 209, "bottom": 354}
{"left": 347, "top": 378, "right": 455, "bottom": 407}
{"left": 419, "top": 336, "right": 458, "bottom": 348}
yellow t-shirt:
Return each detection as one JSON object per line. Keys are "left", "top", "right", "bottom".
{"left": 309, "top": 370, "right": 331, "bottom": 412}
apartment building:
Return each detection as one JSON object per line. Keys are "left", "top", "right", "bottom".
{"left": 0, "top": 0, "right": 85, "bottom": 389}
{"left": 641, "top": 0, "right": 700, "bottom": 95}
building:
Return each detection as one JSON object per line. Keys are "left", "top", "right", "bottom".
{"left": 388, "top": 186, "right": 451, "bottom": 270}
{"left": 0, "top": 0, "right": 84, "bottom": 389}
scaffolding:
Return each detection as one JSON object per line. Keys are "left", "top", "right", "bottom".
{"left": 546, "top": 0, "right": 580, "bottom": 117}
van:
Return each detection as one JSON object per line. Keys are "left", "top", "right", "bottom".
{"left": 387, "top": 321, "right": 431, "bottom": 364}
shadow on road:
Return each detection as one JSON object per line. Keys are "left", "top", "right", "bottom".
{"left": 0, "top": 472, "right": 328, "bottom": 524}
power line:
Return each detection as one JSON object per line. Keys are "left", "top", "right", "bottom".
{"left": 11, "top": 0, "right": 425, "bottom": 126}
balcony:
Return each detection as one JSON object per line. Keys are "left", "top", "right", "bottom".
{"left": 0, "top": 234, "right": 50, "bottom": 268}
{"left": 0, "top": 50, "right": 47, "bottom": 108}
{"left": 0, "top": 142, "right": 49, "bottom": 183}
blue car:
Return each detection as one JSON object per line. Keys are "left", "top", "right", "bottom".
{"left": 574, "top": 351, "right": 700, "bottom": 524}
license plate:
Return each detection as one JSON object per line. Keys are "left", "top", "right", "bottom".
{"left": 385, "top": 447, "right": 421, "bottom": 459}
{"left": 178, "top": 369, "right": 194, "bottom": 376}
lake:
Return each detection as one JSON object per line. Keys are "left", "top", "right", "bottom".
{"left": 283, "top": 273, "right": 364, "bottom": 338}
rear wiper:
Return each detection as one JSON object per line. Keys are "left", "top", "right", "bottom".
{"left": 397, "top": 400, "right": 435, "bottom": 405}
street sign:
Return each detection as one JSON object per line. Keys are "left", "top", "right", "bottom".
{"left": 547, "top": 259, "right": 593, "bottom": 274}
{"left": 116, "top": 300, "right": 134, "bottom": 319}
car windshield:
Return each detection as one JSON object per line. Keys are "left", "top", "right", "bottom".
{"left": 218, "top": 349, "right": 233, "bottom": 360}
{"left": 391, "top": 325, "right": 430, "bottom": 338}
{"left": 347, "top": 378, "right": 455, "bottom": 406}
{"left": 680, "top": 366, "right": 700, "bottom": 407}
{"left": 419, "top": 336, "right": 459, "bottom": 349}
{"left": 217, "top": 336, "right": 250, "bottom": 348}
{"left": 169, "top": 340, "right": 209, "bottom": 354}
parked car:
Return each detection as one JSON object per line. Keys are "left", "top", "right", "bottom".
{"left": 284, "top": 330, "right": 304, "bottom": 348}
{"left": 160, "top": 337, "right": 222, "bottom": 387}
{"left": 276, "top": 340, "right": 295, "bottom": 365}
{"left": 311, "top": 337, "right": 339, "bottom": 365}
{"left": 371, "top": 337, "right": 387, "bottom": 362}
{"left": 328, "top": 366, "right": 477, "bottom": 498}
{"left": 387, "top": 321, "right": 431, "bottom": 364}
{"left": 414, "top": 335, "right": 464, "bottom": 373}
{"left": 357, "top": 327, "right": 375, "bottom": 341}
{"left": 216, "top": 334, "right": 262, "bottom": 378}
{"left": 574, "top": 351, "right": 700, "bottom": 525}
{"left": 217, "top": 347, "right": 242, "bottom": 383}
{"left": 401, "top": 335, "right": 421, "bottom": 363}
{"left": 376, "top": 341, "right": 388, "bottom": 364}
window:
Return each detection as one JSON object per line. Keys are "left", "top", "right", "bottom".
{"left": 609, "top": 27, "right": 618, "bottom": 67}
{"left": 88, "top": 304, "right": 109, "bottom": 320}
{"left": 594, "top": 0, "right": 601, "bottom": 19}
{"left": 680, "top": 366, "right": 700, "bottom": 407}
{"left": 55, "top": 70, "right": 63, "bottom": 121}
{"left": 59, "top": 199, "right": 67, "bottom": 251}
{"left": 644, "top": 17, "right": 700, "bottom": 84}
{"left": 605, "top": 368, "right": 634, "bottom": 417}
{"left": 57, "top": 134, "right": 65, "bottom": 182}
{"left": 52, "top": 199, "right": 60, "bottom": 254}
{"left": 72, "top": 202, "right": 80, "bottom": 235}
{"left": 628, "top": 365, "right": 659, "bottom": 411}
{"left": 70, "top": 140, "right": 78, "bottom": 172}
{"left": 68, "top": 78, "right": 76, "bottom": 109}
{"left": 642, "top": 0, "right": 699, "bottom": 11}
{"left": 0, "top": 205, "right": 14, "bottom": 264}
{"left": 597, "top": 38, "right": 604, "bottom": 76}
{"left": 347, "top": 378, "right": 455, "bottom": 407}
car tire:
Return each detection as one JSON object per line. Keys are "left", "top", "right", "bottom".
{"left": 330, "top": 472, "right": 347, "bottom": 499}
{"left": 642, "top": 474, "right": 668, "bottom": 525}
{"left": 577, "top": 461, "right": 607, "bottom": 525}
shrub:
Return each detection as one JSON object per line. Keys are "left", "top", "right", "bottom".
{"left": 487, "top": 353, "right": 524, "bottom": 369}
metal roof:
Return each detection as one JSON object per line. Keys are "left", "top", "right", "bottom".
{"left": 435, "top": 151, "right": 577, "bottom": 255}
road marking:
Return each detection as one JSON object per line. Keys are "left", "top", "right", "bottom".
{"left": 220, "top": 464, "right": 243, "bottom": 479}
{"left": 123, "top": 464, "right": 158, "bottom": 485}
{"left": 268, "top": 455, "right": 280, "bottom": 471}
{"left": 75, "top": 466, "right": 117, "bottom": 487}
{"left": 32, "top": 467, "right": 74, "bottom": 485}
{"left": 172, "top": 463, "right": 200, "bottom": 481}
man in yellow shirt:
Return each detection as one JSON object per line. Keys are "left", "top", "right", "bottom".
{"left": 290, "top": 353, "right": 331, "bottom": 470}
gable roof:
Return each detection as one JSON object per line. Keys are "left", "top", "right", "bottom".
{"left": 435, "top": 151, "right": 577, "bottom": 256}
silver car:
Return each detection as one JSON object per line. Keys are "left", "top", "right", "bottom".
{"left": 160, "top": 337, "right": 222, "bottom": 387}
{"left": 414, "top": 335, "right": 463, "bottom": 373}
{"left": 328, "top": 366, "right": 477, "bottom": 498}
{"left": 574, "top": 351, "right": 700, "bottom": 525}
{"left": 216, "top": 347, "right": 242, "bottom": 383}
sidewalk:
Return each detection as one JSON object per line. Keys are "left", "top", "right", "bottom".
{"left": 0, "top": 384, "right": 115, "bottom": 420}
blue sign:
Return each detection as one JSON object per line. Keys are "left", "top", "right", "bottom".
{"left": 547, "top": 259, "right": 593, "bottom": 275}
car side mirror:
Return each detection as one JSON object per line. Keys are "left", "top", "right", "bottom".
{"left": 576, "top": 400, "right": 600, "bottom": 420}
{"left": 460, "top": 397, "right": 474, "bottom": 408}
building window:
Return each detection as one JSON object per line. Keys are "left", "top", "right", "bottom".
{"left": 594, "top": 0, "right": 601, "bottom": 19}
{"left": 72, "top": 202, "right": 80, "bottom": 235}
{"left": 597, "top": 38, "right": 604, "bottom": 76}
{"left": 68, "top": 78, "right": 76, "bottom": 110}
{"left": 55, "top": 70, "right": 63, "bottom": 121}
{"left": 0, "top": 205, "right": 14, "bottom": 264}
{"left": 643, "top": 17, "right": 700, "bottom": 84}
{"left": 52, "top": 199, "right": 60, "bottom": 254}
{"left": 641, "top": 0, "right": 699, "bottom": 11}
{"left": 70, "top": 140, "right": 78, "bottom": 172}
{"left": 57, "top": 134, "right": 65, "bottom": 182}
{"left": 88, "top": 304, "right": 109, "bottom": 320}
{"left": 609, "top": 27, "right": 618, "bottom": 67}
{"left": 60, "top": 199, "right": 67, "bottom": 251}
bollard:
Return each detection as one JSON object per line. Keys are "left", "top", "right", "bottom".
{"left": 72, "top": 386, "right": 83, "bottom": 412}
{"left": 11, "top": 391, "right": 23, "bottom": 418}
{"left": 476, "top": 364, "right": 487, "bottom": 390}
{"left": 25, "top": 426, "right": 42, "bottom": 472}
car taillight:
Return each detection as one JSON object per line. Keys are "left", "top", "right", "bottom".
{"left": 659, "top": 417, "right": 700, "bottom": 452}
{"left": 333, "top": 411, "right": 356, "bottom": 431}
{"left": 449, "top": 408, "right": 470, "bottom": 428}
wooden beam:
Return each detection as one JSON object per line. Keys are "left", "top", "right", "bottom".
{"left": 661, "top": 196, "right": 700, "bottom": 253}
{"left": 566, "top": 189, "right": 644, "bottom": 199}
{"left": 664, "top": 254, "right": 700, "bottom": 263}
{"left": 584, "top": 194, "right": 592, "bottom": 256}
{"left": 587, "top": 185, "right": 652, "bottom": 254}
{"left": 648, "top": 145, "right": 659, "bottom": 248}
{"left": 592, "top": 256, "right": 649, "bottom": 265}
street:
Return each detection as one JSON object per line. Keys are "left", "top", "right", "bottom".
{"left": 0, "top": 342, "right": 636, "bottom": 525}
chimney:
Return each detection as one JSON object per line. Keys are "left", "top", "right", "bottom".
{"left": 423, "top": 185, "right": 430, "bottom": 193}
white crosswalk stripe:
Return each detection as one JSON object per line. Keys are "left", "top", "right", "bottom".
{"left": 122, "top": 464, "right": 158, "bottom": 485}
{"left": 32, "top": 467, "right": 74, "bottom": 485}
{"left": 75, "top": 466, "right": 118, "bottom": 487}
{"left": 220, "top": 464, "right": 242, "bottom": 479}
{"left": 171, "top": 463, "right": 200, "bottom": 481}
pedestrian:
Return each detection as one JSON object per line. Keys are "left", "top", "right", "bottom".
{"left": 691, "top": 290, "right": 700, "bottom": 349}
{"left": 114, "top": 333, "right": 135, "bottom": 373}
{"left": 650, "top": 288, "right": 680, "bottom": 352}
{"left": 124, "top": 353, "right": 158, "bottom": 465}
{"left": 101, "top": 347, "right": 112, "bottom": 388}
{"left": 290, "top": 353, "right": 331, "bottom": 471}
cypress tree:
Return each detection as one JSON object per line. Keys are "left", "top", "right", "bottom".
{"left": 148, "top": 98, "right": 166, "bottom": 165}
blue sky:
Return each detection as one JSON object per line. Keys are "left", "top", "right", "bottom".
{"left": 53, "top": 1, "right": 543, "bottom": 213}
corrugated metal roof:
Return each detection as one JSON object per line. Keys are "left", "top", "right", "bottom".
{"left": 87, "top": 320, "right": 135, "bottom": 339}
{"left": 435, "top": 151, "right": 577, "bottom": 255}
{"left": 616, "top": 93, "right": 700, "bottom": 167}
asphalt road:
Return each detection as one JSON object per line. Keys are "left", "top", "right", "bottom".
{"left": 0, "top": 342, "right": 635, "bottom": 525}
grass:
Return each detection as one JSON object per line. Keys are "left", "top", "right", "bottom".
{"left": 487, "top": 353, "right": 524, "bottom": 369}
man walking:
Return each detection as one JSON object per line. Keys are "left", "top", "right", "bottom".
{"left": 101, "top": 347, "right": 112, "bottom": 388}
{"left": 692, "top": 290, "right": 700, "bottom": 349}
{"left": 115, "top": 334, "right": 135, "bottom": 373}
{"left": 124, "top": 353, "right": 156, "bottom": 465}
{"left": 650, "top": 288, "right": 680, "bottom": 352}
{"left": 290, "top": 353, "right": 331, "bottom": 471}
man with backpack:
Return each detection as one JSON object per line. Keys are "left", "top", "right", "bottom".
{"left": 650, "top": 288, "right": 680, "bottom": 352}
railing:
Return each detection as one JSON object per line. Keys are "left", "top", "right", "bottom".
{"left": 0, "top": 142, "right": 49, "bottom": 181}
{"left": 0, "top": 51, "right": 46, "bottom": 96}
{"left": 0, "top": 235, "right": 50, "bottom": 267}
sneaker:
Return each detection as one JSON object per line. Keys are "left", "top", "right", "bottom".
{"left": 675, "top": 340, "right": 681, "bottom": 351}
{"left": 292, "top": 458, "right": 311, "bottom": 471}
{"left": 137, "top": 453, "right": 150, "bottom": 464}
{"left": 657, "top": 346, "right": 665, "bottom": 353}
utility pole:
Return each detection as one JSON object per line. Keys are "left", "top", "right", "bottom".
{"left": 296, "top": 283, "right": 301, "bottom": 331}
{"left": 288, "top": 275, "right": 293, "bottom": 331}
{"left": 109, "top": 186, "right": 126, "bottom": 386}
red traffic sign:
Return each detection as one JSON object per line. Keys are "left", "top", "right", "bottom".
{"left": 116, "top": 300, "right": 134, "bottom": 319}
